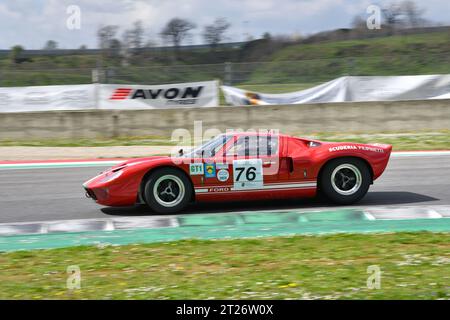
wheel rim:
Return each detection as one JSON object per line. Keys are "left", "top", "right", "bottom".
{"left": 153, "top": 175, "right": 185, "bottom": 207}
{"left": 331, "top": 164, "right": 362, "bottom": 196}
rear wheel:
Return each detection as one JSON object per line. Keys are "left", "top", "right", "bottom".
{"left": 319, "top": 158, "right": 371, "bottom": 204}
{"left": 143, "top": 167, "right": 193, "bottom": 214}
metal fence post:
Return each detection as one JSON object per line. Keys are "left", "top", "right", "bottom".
{"left": 348, "top": 57, "right": 355, "bottom": 76}
{"left": 91, "top": 68, "right": 99, "bottom": 83}
{"left": 224, "top": 62, "right": 232, "bottom": 85}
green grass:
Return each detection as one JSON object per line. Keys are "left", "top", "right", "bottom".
{"left": 0, "top": 232, "right": 449, "bottom": 299}
{"left": 0, "top": 131, "right": 448, "bottom": 150}
{"left": 247, "top": 32, "right": 450, "bottom": 84}
{"left": 271, "top": 32, "right": 450, "bottom": 61}
{"left": 1, "top": 30, "right": 449, "bottom": 87}
{"left": 0, "top": 136, "right": 178, "bottom": 147}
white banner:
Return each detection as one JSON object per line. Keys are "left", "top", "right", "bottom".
{"left": 222, "top": 75, "right": 450, "bottom": 106}
{"left": 100, "top": 81, "right": 219, "bottom": 110}
{"left": 0, "top": 80, "right": 219, "bottom": 112}
{"left": 0, "top": 84, "right": 96, "bottom": 113}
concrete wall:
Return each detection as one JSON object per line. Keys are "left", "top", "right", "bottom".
{"left": 1, "top": 99, "right": 449, "bottom": 140}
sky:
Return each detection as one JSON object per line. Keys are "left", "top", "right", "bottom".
{"left": 0, "top": 0, "right": 449, "bottom": 49}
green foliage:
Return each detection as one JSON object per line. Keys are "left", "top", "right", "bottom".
{"left": 247, "top": 32, "right": 450, "bottom": 84}
{"left": 0, "top": 30, "right": 449, "bottom": 86}
{"left": 9, "top": 45, "right": 25, "bottom": 64}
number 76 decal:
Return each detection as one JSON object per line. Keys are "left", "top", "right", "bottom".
{"left": 233, "top": 159, "right": 263, "bottom": 190}
{"left": 235, "top": 166, "right": 257, "bottom": 181}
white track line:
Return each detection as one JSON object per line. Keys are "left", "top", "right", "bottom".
{"left": 392, "top": 151, "right": 450, "bottom": 157}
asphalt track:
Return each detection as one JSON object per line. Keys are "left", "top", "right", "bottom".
{"left": 0, "top": 154, "right": 449, "bottom": 224}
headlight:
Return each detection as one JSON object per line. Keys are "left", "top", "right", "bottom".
{"left": 99, "top": 170, "right": 123, "bottom": 183}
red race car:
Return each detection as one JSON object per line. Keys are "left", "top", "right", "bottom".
{"left": 83, "top": 132, "right": 392, "bottom": 213}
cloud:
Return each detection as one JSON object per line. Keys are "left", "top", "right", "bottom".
{"left": 0, "top": 0, "right": 448, "bottom": 49}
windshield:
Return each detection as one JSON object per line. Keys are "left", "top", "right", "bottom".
{"left": 185, "top": 134, "right": 231, "bottom": 158}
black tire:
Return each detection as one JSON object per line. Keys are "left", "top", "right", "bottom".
{"left": 143, "top": 167, "right": 193, "bottom": 214}
{"left": 319, "top": 157, "right": 371, "bottom": 205}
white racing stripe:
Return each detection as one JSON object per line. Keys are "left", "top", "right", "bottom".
{"left": 195, "top": 182, "right": 317, "bottom": 194}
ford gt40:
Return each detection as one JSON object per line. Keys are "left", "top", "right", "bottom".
{"left": 83, "top": 132, "right": 392, "bottom": 213}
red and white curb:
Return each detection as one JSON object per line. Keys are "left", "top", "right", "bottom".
{"left": 0, "top": 216, "right": 180, "bottom": 236}
{"left": 0, "top": 206, "right": 449, "bottom": 237}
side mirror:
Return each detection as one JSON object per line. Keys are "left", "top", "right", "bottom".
{"left": 178, "top": 149, "right": 184, "bottom": 156}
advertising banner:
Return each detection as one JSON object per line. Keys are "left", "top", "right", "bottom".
{"left": 222, "top": 75, "right": 450, "bottom": 106}
{"left": 0, "top": 84, "right": 96, "bottom": 113}
{"left": 99, "top": 80, "right": 219, "bottom": 110}
{"left": 0, "top": 80, "right": 219, "bottom": 112}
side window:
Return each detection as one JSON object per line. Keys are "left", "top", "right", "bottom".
{"left": 258, "top": 135, "right": 279, "bottom": 156}
{"left": 226, "top": 135, "right": 279, "bottom": 157}
{"left": 226, "top": 136, "right": 248, "bottom": 156}
{"left": 210, "top": 135, "right": 229, "bottom": 157}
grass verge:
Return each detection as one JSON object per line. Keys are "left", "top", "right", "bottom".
{"left": 0, "top": 131, "right": 448, "bottom": 150}
{"left": 0, "top": 136, "right": 178, "bottom": 147}
{"left": 0, "top": 232, "right": 449, "bottom": 299}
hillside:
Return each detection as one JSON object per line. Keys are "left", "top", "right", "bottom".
{"left": 247, "top": 31, "right": 450, "bottom": 84}
{"left": 0, "top": 29, "right": 449, "bottom": 88}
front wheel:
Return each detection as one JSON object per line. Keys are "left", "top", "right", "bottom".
{"left": 143, "top": 167, "right": 193, "bottom": 214}
{"left": 319, "top": 158, "right": 371, "bottom": 205}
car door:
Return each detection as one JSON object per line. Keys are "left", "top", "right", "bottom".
{"left": 197, "top": 135, "right": 235, "bottom": 189}
{"left": 216, "top": 134, "right": 281, "bottom": 191}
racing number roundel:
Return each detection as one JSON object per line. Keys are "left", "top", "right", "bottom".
{"left": 232, "top": 159, "right": 263, "bottom": 190}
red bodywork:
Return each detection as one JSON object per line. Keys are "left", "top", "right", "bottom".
{"left": 83, "top": 133, "right": 392, "bottom": 207}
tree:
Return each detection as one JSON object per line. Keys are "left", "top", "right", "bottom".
{"left": 202, "top": 18, "right": 231, "bottom": 50}
{"left": 161, "top": 18, "right": 196, "bottom": 49}
{"left": 121, "top": 29, "right": 133, "bottom": 65}
{"left": 97, "top": 25, "right": 119, "bottom": 56}
{"left": 130, "top": 20, "right": 144, "bottom": 49}
{"left": 351, "top": 15, "right": 367, "bottom": 30}
{"left": 382, "top": 1, "right": 426, "bottom": 29}
{"left": 97, "top": 25, "right": 124, "bottom": 62}
{"left": 109, "top": 39, "right": 122, "bottom": 59}
{"left": 121, "top": 20, "right": 145, "bottom": 62}
{"left": 382, "top": 2, "right": 403, "bottom": 28}
{"left": 10, "top": 45, "right": 26, "bottom": 64}
{"left": 401, "top": 0, "right": 426, "bottom": 27}
{"left": 262, "top": 32, "right": 272, "bottom": 41}
{"left": 43, "top": 40, "right": 58, "bottom": 50}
